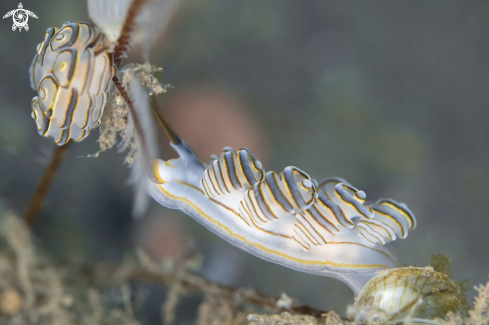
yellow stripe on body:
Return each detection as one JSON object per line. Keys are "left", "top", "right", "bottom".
{"left": 301, "top": 212, "right": 327, "bottom": 244}
{"left": 359, "top": 232, "right": 376, "bottom": 246}
{"left": 174, "top": 179, "right": 289, "bottom": 239}
{"left": 156, "top": 183, "right": 394, "bottom": 270}
{"left": 334, "top": 186, "right": 371, "bottom": 219}
{"left": 153, "top": 162, "right": 167, "bottom": 184}
{"left": 373, "top": 208, "right": 405, "bottom": 238}
{"left": 361, "top": 220, "right": 395, "bottom": 241}
{"left": 316, "top": 197, "right": 349, "bottom": 228}
{"left": 358, "top": 224, "right": 384, "bottom": 244}
{"left": 210, "top": 163, "right": 224, "bottom": 195}
{"left": 379, "top": 201, "right": 415, "bottom": 230}
{"left": 217, "top": 160, "right": 230, "bottom": 193}
{"left": 247, "top": 190, "right": 269, "bottom": 224}
{"left": 258, "top": 183, "right": 279, "bottom": 220}
{"left": 221, "top": 156, "right": 236, "bottom": 191}
{"left": 165, "top": 159, "right": 177, "bottom": 168}
{"left": 292, "top": 231, "right": 311, "bottom": 251}
{"left": 296, "top": 222, "right": 319, "bottom": 246}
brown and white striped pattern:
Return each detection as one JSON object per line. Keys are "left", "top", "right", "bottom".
{"left": 29, "top": 21, "right": 115, "bottom": 145}
{"left": 290, "top": 178, "right": 416, "bottom": 250}
{"left": 357, "top": 198, "right": 416, "bottom": 245}
{"left": 200, "top": 147, "right": 417, "bottom": 251}
{"left": 292, "top": 178, "right": 375, "bottom": 250}
{"left": 201, "top": 147, "right": 265, "bottom": 198}
{"left": 239, "top": 167, "right": 318, "bottom": 233}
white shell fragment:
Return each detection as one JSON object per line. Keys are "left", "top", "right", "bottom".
{"left": 349, "top": 267, "right": 465, "bottom": 323}
{"left": 147, "top": 141, "right": 417, "bottom": 294}
{"left": 29, "top": 21, "right": 115, "bottom": 145}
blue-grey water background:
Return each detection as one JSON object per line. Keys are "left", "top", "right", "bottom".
{"left": 1, "top": 0, "right": 488, "bottom": 323}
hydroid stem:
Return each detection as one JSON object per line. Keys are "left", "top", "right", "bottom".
{"left": 113, "top": 75, "right": 150, "bottom": 161}
{"left": 24, "top": 142, "right": 71, "bottom": 225}
{"left": 113, "top": 0, "right": 148, "bottom": 66}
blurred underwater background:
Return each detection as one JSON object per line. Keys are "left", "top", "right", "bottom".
{"left": 1, "top": 0, "right": 489, "bottom": 323}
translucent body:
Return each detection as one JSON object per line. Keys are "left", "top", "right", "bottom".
{"left": 29, "top": 21, "right": 115, "bottom": 145}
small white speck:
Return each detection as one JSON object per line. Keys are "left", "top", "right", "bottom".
{"left": 276, "top": 292, "right": 293, "bottom": 309}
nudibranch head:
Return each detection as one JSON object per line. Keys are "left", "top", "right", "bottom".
{"left": 29, "top": 21, "right": 115, "bottom": 145}
{"left": 348, "top": 267, "right": 466, "bottom": 323}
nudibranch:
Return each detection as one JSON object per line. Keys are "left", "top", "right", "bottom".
{"left": 29, "top": 21, "right": 115, "bottom": 145}
{"left": 28, "top": 0, "right": 178, "bottom": 217}
{"left": 28, "top": 0, "right": 177, "bottom": 145}
{"left": 147, "top": 104, "right": 417, "bottom": 295}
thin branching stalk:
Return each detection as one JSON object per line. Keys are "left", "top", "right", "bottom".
{"left": 113, "top": 75, "right": 150, "bottom": 161}
{"left": 23, "top": 143, "right": 71, "bottom": 225}
{"left": 113, "top": 0, "right": 148, "bottom": 66}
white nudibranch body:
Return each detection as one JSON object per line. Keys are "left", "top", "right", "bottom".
{"left": 147, "top": 139, "right": 417, "bottom": 294}
{"left": 29, "top": 21, "right": 115, "bottom": 145}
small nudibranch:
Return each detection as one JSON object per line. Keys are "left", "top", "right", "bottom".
{"left": 29, "top": 21, "right": 115, "bottom": 145}
{"left": 29, "top": 1, "right": 179, "bottom": 145}
{"left": 147, "top": 108, "right": 417, "bottom": 295}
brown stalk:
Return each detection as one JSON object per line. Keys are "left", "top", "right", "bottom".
{"left": 113, "top": 0, "right": 148, "bottom": 66}
{"left": 24, "top": 142, "right": 71, "bottom": 225}
{"left": 113, "top": 75, "right": 149, "bottom": 161}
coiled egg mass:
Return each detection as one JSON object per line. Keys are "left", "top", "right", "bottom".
{"left": 29, "top": 21, "right": 115, "bottom": 145}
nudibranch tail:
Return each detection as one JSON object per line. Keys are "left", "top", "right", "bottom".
{"left": 146, "top": 110, "right": 417, "bottom": 295}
